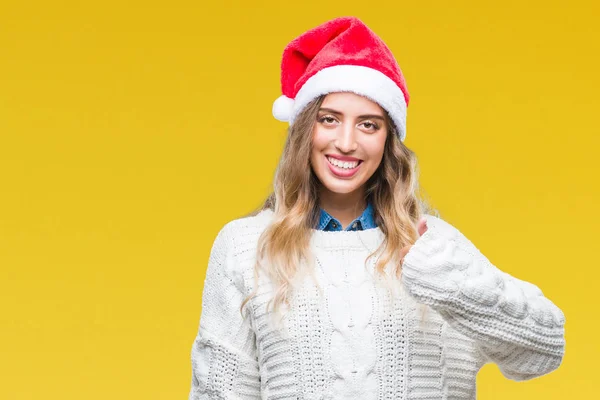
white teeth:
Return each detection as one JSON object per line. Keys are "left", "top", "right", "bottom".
{"left": 327, "top": 156, "right": 359, "bottom": 169}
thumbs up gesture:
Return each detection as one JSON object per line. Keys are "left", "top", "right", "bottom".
{"left": 399, "top": 216, "right": 428, "bottom": 265}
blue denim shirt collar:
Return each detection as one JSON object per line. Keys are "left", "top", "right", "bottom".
{"left": 316, "top": 201, "right": 377, "bottom": 231}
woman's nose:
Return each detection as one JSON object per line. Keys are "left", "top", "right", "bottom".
{"left": 334, "top": 123, "right": 358, "bottom": 153}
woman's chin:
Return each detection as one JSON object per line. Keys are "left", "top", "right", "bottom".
{"left": 320, "top": 178, "right": 364, "bottom": 194}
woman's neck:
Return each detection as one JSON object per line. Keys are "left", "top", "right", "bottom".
{"left": 319, "top": 187, "right": 367, "bottom": 228}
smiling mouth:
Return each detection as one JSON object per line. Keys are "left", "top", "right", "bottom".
{"left": 325, "top": 156, "right": 363, "bottom": 169}
{"left": 324, "top": 155, "right": 363, "bottom": 178}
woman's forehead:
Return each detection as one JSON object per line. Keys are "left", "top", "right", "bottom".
{"left": 321, "top": 92, "right": 384, "bottom": 115}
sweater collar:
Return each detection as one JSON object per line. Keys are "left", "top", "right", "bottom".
{"left": 255, "top": 208, "right": 385, "bottom": 251}
{"left": 316, "top": 201, "right": 377, "bottom": 231}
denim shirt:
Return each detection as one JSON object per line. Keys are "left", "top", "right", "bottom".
{"left": 316, "top": 201, "right": 377, "bottom": 231}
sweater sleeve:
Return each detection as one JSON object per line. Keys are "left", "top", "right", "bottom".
{"left": 401, "top": 215, "right": 566, "bottom": 381}
{"left": 188, "top": 222, "right": 261, "bottom": 400}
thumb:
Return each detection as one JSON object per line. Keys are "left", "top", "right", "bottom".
{"left": 417, "top": 217, "right": 428, "bottom": 237}
{"left": 399, "top": 244, "right": 412, "bottom": 265}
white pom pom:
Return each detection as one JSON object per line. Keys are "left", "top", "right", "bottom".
{"left": 272, "top": 95, "right": 294, "bottom": 122}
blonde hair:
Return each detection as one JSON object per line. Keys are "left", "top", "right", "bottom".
{"left": 241, "top": 94, "right": 437, "bottom": 321}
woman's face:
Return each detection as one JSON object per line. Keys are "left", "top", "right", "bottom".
{"left": 310, "top": 92, "right": 388, "bottom": 196}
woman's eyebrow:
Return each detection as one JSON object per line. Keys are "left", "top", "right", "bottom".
{"left": 357, "top": 114, "right": 385, "bottom": 120}
{"left": 318, "top": 107, "right": 343, "bottom": 116}
{"left": 318, "top": 108, "right": 385, "bottom": 120}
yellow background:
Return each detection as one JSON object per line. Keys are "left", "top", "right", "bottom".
{"left": 1, "top": 0, "right": 597, "bottom": 398}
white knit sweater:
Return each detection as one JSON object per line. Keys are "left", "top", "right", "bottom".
{"left": 188, "top": 209, "right": 565, "bottom": 400}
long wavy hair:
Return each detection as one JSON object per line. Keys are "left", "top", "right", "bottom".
{"left": 240, "top": 94, "right": 437, "bottom": 319}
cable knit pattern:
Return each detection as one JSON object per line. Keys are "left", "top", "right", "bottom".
{"left": 401, "top": 214, "right": 566, "bottom": 382}
{"left": 189, "top": 224, "right": 261, "bottom": 400}
{"left": 189, "top": 210, "right": 565, "bottom": 399}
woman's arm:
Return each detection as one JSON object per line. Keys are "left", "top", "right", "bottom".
{"left": 401, "top": 215, "right": 566, "bottom": 381}
{"left": 188, "top": 222, "right": 261, "bottom": 400}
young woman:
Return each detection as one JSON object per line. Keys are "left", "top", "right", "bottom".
{"left": 188, "top": 16, "right": 566, "bottom": 400}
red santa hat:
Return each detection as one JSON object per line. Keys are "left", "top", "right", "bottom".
{"left": 272, "top": 16, "right": 410, "bottom": 141}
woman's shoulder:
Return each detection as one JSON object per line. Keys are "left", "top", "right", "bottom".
{"left": 213, "top": 208, "right": 275, "bottom": 254}
{"left": 222, "top": 208, "right": 275, "bottom": 237}
{"left": 206, "top": 209, "right": 275, "bottom": 292}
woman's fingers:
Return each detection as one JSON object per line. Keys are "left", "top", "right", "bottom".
{"left": 418, "top": 217, "right": 428, "bottom": 237}
{"left": 399, "top": 245, "right": 412, "bottom": 265}
{"left": 400, "top": 218, "right": 428, "bottom": 265}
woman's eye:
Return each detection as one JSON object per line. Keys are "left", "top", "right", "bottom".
{"left": 319, "top": 116, "right": 337, "bottom": 124}
{"left": 361, "top": 121, "right": 379, "bottom": 130}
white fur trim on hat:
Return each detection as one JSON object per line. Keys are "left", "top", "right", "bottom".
{"left": 290, "top": 65, "right": 407, "bottom": 141}
{"left": 272, "top": 95, "right": 295, "bottom": 122}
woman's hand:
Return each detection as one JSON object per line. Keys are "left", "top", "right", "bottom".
{"left": 399, "top": 216, "right": 428, "bottom": 265}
